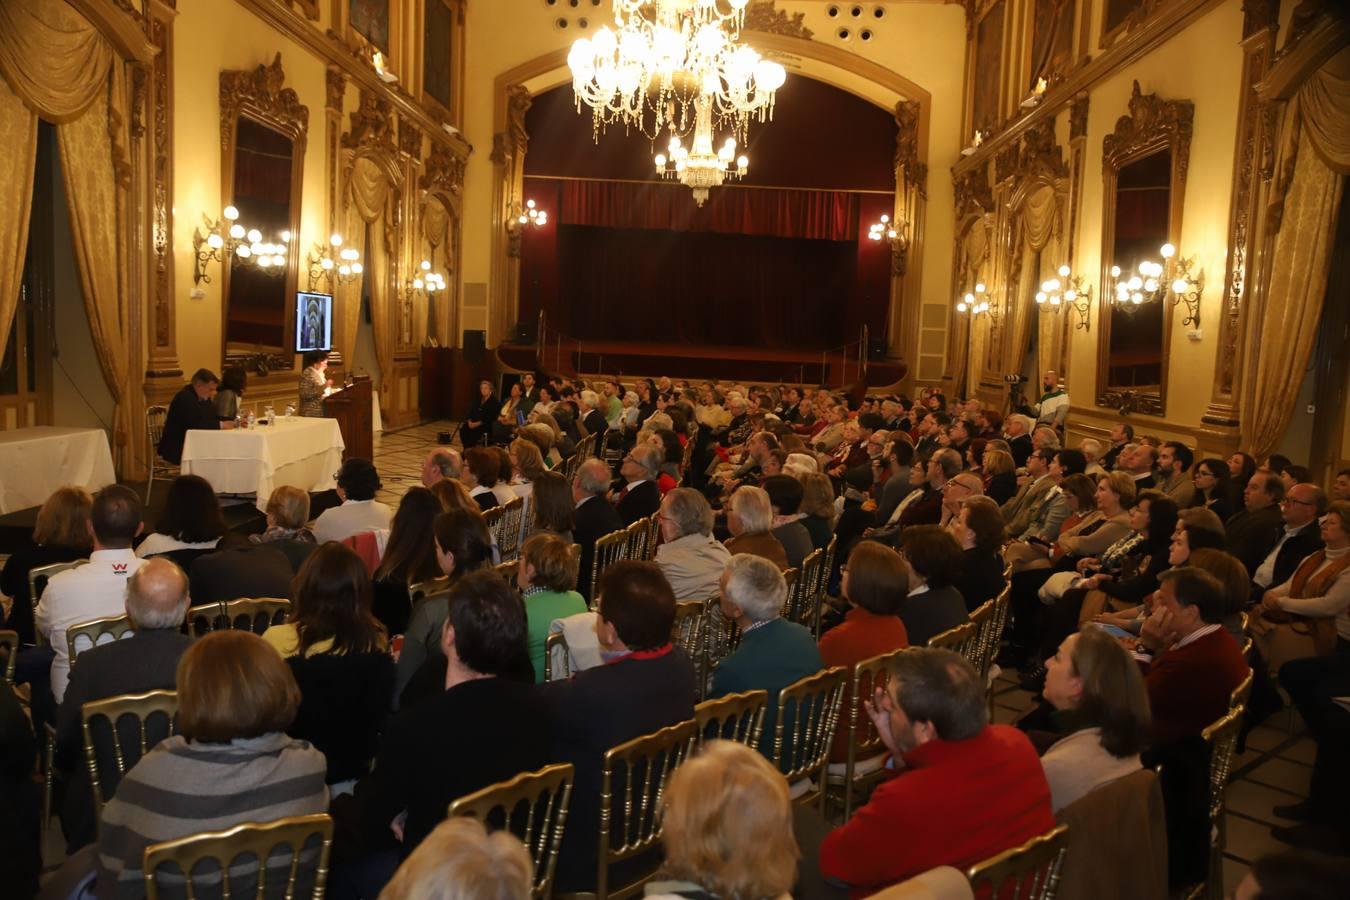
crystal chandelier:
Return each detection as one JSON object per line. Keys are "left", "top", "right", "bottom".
{"left": 654, "top": 94, "right": 748, "bottom": 206}
{"left": 567, "top": 0, "right": 786, "bottom": 143}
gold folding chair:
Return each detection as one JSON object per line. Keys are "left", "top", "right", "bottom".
{"left": 701, "top": 594, "right": 740, "bottom": 678}
{"left": 223, "top": 598, "right": 291, "bottom": 634}
{"left": 1190, "top": 704, "right": 1246, "bottom": 900}
{"left": 778, "top": 564, "right": 810, "bottom": 626}
{"left": 410, "top": 576, "right": 450, "bottom": 606}
{"left": 670, "top": 600, "right": 706, "bottom": 692}
{"left": 484, "top": 504, "right": 507, "bottom": 546}
{"left": 82, "top": 690, "right": 178, "bottom": 828}
{"left": 791, "top": 548, "right": 826, "bottom": 633}
{"left": 496, "top": 559, "right": 520, "bottom": 585}
{"left": 595, "top": 719, "right": 699, "bottom": 900}
{"left": 693, "top": 689, "right": 767, "bottom": 747}
{"left": 589, "top": 528, "right": 631, "bottom": 610}
{"left": 1230, "top": 669, "right": 1254, "bottom": 712}
{"left": 927, "top": 619, "right": 980, "bottom": 667}
{"left": 498, "top": 495, "right": 527, "bottom": 562}
{"left": 145, "top": 404, "right": 177, "bottom": 505}
{"left": 967, "top": 599, "right": 998, "bottom": 677}
{"left": 142, "top": 813, "right": 334, "bottom": 900}
{"left": 815, "top": 536, "right": 838, "bottom": 637}
{"left": 448, "top": 763, "right": 576, "bottom": 900}
{"left": 0, "top": 629, "right": 17, "bottom": 684}
{"left": 545, "top": 631, "right": 571, "bottom": 682}
{"left": 826, "top": 647, "right": 910, "bottom": 819}
{"left": 28, "top": 559, "right": 86, "bottom": 627}
{"left": 772, "top": 666, "right": 848, "bottom": 812}
{"left": 966, "top": 823, "right": 1070, "bottom": 900}
{"left": 624, "top": 517, "right": 650, "bottom": 562}
{"left": 67, "top": 614, "right": 135, "bottom": 666}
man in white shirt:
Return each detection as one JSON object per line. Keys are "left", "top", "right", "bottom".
{"left": 312, "top": 457, "right": 393, "bottom": 544}
{"left": 1033, "top": 370, "right": 1070, "bottom": 430}
{"left": 35, "top": 485, "right": 147, "bottom": 704}
{"left": 655, "top": 489, "right": 732, "bottom": 600}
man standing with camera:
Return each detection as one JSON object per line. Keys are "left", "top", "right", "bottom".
{"left": 1034, "top": 370, "right": 1070, "bottom": 430}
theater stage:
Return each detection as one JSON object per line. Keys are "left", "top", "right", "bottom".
{"left": 497, "top": 339, "right": 907, "bottom": 390}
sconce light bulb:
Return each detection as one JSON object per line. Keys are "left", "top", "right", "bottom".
{"left": 1110, "top": 265, "right": 1121, "bottom": 278}
{"left": 1171, "top": 279, "right": 1189, "bottom": 295}
{"left": 229, "top": 224, "right": 245, "bottom": 240}
{"left": 247, "top": 229, "right": 262, "bottom": 244}
{"left": 1064, "top": 289, "right": 1076, "bottom": 301}
{"left": 351, "top": 262, "right": 363, "bottom": 274}
{"left": 956, "top": 302, "right": 968, "bottom": 313}
{"left": 321, "top": 258, "right": 334, "bottom": 270}
{"left": 880, "top": 215, "right": 890, "bottom": 224}
{"left": 207, "top": 233, "right": 224, "bottom": 250}
{"left": 223, "top": 206, "right": 239, "bottom": 221}
{"left": 974, "top": 283, "right": 986, "bottom": 294}
{"left": 1160, "top": 243, "right": 1176, "bottom": 259}
{"left": 963, "top": 292, "right": 975, "bottom": 304}
{"left": 526, "top": 199, "right": 536, "bottom": 210}
{"left": 413, "top": 278, "right": 424, "bottom": 290}
{"left": 868, "top": 233, "right": 880, "bottom": 241}
{"left": 1035, "top": 292, "right": 1046, "bottom": 304}
{"left": 330, "top": 233, "right": 343, "bottom": 247}
{"left": 1050, "top": 296, "right": 1060, "bottom": 306}
{"left": 280, "top": 231, "right": 291, "bottom": 243}
{"left": 887, "top": 229, "right": 897, "bottom": 239}
{"left": 338, "top": 264, "right": 350, "bottom": 276}
{"left": 654, "top": 153, "right": 666, "bottom": 167}
{"left": 236, "top": 245, "right": 251, "bottom": 258}
{"left": 421, "top": 260, "right": 431, "bottom": 271}
{"left": 1058, "top": 265, "right": 1070, "bottom": 277}
{"left": 977, "top": 302, "right": 989, "bottom": 314}
{"left": 272, "top": 254, "right": 285, "bottom": 266}
{"left": 537, "top": 214, "right": 547, "bottom": 225}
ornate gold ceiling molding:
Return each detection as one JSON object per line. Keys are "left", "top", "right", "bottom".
{"left": 744, "top": 0, "right": 814, "bottom": 41}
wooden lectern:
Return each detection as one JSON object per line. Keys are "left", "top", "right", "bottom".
{"left": 325, "top": 376, "right": 373, "bottom": 462}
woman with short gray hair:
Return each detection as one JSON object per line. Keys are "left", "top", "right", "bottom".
{"left": 656, "top": 489, "right": 732, "bottom": 600}
{"left": 725, "top": 486, "right": 788, "bottom": 571}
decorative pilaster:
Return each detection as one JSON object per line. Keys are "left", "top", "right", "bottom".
{"left": 144, "top": 6, "right": 178, "bottom": 379}
{"left": 489, "top": 84, "right": 532, "bottom": 347}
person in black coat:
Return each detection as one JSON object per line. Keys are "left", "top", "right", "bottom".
{"left": 542, "top": 562, "right": 698, "bottom": 892}
{"left": 0, "top": 679, "right": 39, "bottom": 898}
{"left": 895, "top": 526, "right": 971, "bottom": 647}
{"left": 574, "top": 459, "right": 624, "bottom": 601}
{"left": 950, "top": 496, "right": 1007, "bottom": 612}
{"left": 158, "top": 369, "right": 231, "bottom": 465}
{"left": 188, "top": 544, "right": 294, "bottom": 605}
{"left": 55, "top": 559, "right": 194, "bottom": 851}
{"left": 459, "top": 379, "right": 500, "bottom": 449}
{"left": 1250, "top": 483, "right": 1326, "bottom": 603}
{"left": 615, "top": 444, "right": 663, "bottom": 526}
{"left": 0, "top": 486, "right": 92, "bottom": 645}
{"left": 342, "top": 571, "right": 546, "bottom": 885}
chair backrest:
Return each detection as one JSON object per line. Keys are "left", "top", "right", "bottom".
{"left": 788, "top": 548, "right": 826, "bottom": 632}
{"left": 495, "top": 559, "right": 520, "bottom": 585}
{"left": 447, "top": 763, "right": 576, "bottom": 900}
{"left": 483, "top": 504, "right": 506, "bottom": 545}
{"left": 67, "top": 614, "right": 135, "bottom": 666}
{"left": 498, "top": 496, "right": 527, "bottom": 562}
{"left": 145, "top": 405, "right": 168, "bottom": 449}
{"left": 1229, "top": 669, "right": 1254, "bottom": 712}
{"left": 82, "top": 690, "right": 178, "bottom": 823}
{"left": 28, "top": 559, "right": 87, "bottom": 613}
{"left": 693, "top": 689, "right": 767, "bottom": 746}
{"left": 670, "top": 600, "right": 705, "bottom": 676}
{"left": 598, "top": 719, "right": 699, "bottom": 900}
{"left": 590, "top": 528, "right": 631, "bottom": 609}
{"left": 773, "top": 666, "right": 848, "bottom": 807}
{"left": 1202, "top": 704, "right": 1245, "bottom": 820}
{"left": 1055, "top": 769, "right": 1167, "bottom": 900}
{"left": 966, "top": 824, "right": 1070, "bottom": 900}
{"left": 839, "top": 647, "right": 911, "bottom": 818}
{"left": 544, "top": 631, "right": 570, "bottom": 683}
{"left": 142, "top": 813, "right": 334, "bottom": 900}
{"left": 188, "top": 598, "right": 291, "bottom": 636}
{"left": 409, "top": 577, "right": 449, "bottom": 607}
{"left": 0, "top": 629, "right": 17, "bottom": 683}
{"left": 966, "top": 598, "right": 999, "bottom": 679}
{"left": 701, "top": 594, "right": 741, "bottom": 676}
{"left": 927, "top": 619, "right": 981, "bottom": 667}
{"left": 978, "top": 582, "right": 1012, "bottom": 678}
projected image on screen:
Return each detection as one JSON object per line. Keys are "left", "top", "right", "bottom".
{"left": 295, "top": 291, "right": 333, "bottom": 352}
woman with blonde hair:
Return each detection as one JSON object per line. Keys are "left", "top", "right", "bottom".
{"left": 797, "top": 472, "right": 836, "bottom": 551}
{"left": 649, "top": 740, "right": 797, "bottom": 900}
{"left": 725, "top": 486, "right": 789, "bottom": 570}
{"left": 982, "top": 448, "right": 1018, "bottom": 506}
{"left": 380, "top": 817, "right": 533, "bottom": 900}
{"left": 2, "top": 485, "right": 92, "bottom": 644}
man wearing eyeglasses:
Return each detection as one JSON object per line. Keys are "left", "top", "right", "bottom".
{"left": 1251, "top": 482, "right": 1327, "bottom": 604}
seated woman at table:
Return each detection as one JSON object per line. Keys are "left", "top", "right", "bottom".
{"left": 1, "top": 486, "right": 93, "bottom": 645}
{"left": 135, "top": 475, "right": 224, "bottom": 563}
{"left": 158, "top": 368, "right": 232, "bottom": 465}
{"left": 214, "top": 366, "right": 247, "bottom": 422}
{"left": 298, "top": 350, "right": 331, "bottom": 417}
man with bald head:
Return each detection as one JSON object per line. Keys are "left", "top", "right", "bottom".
{"left": 421, "top": 446, "right": 462, "bottom": 488}
{"left": 55, "top": 557, "right": 194, "bottom": 848}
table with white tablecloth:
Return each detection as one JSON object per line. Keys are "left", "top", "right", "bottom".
{"left": 181, "top": 417, "right": 345, "bottom": 511}
{"left": 0, "top": 426, "right": 118, "bottom": 514}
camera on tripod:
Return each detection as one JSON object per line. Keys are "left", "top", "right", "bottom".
{"left": 1003, "top": 374, "right": 1029, "bottom": 384}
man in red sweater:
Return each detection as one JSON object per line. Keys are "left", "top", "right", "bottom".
{"left": 1141, "top": 567, "right": 1251, "bottom": 745}
{"left": 819, "top": 649, "right": 1054, "bottom": 896}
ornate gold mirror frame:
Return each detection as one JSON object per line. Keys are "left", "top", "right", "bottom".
{"left": 1096, "top": 81, "right": 1192, "bottom": 416}
{"left": 219, "top": 53, "right": 309, "bottom": 373}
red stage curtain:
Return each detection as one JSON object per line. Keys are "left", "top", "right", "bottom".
{"left": 557, "top": 226, "right": 856, "bottom": 350}
{"left": 545, "top": 177, "right": 861, "bottom": 241}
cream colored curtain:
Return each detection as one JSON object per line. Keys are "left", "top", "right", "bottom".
{"left": 1022, "top": 184, "right": 1060, "bottom": 253}
{"left": 1300, "top": 47, "right": 1350, "bottom": 174}
{"left": 1241, "top": 122, "right": 1345, "bottom": 457}
{"left": 344, "top": 155, "right": 394, "bottom": 381}
{"left": 0, "top": 81, "right": 37, "bottom": 359}
{"left": 367, "top": 218, "right": 392, "bottom": 378}
{"left": 1003, "top": 185, "right": 1061, "bottom": 383}
{"left": 57, "top": 65, "right": 132, "bottom": 451}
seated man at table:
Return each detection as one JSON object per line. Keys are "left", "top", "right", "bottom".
{"left": 157, "top": 368, "right": 233, "bottom": 465}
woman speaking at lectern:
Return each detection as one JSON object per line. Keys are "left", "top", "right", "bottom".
{"left": 299, "top": 350, "right": 331, "bottom": 417}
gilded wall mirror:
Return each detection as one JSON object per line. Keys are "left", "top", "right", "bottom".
{"left": 1096, "top": 82, "right": 1192, "bottom": 416}
{"left": 219, "top": 55, "right": 309, "bottom": 372}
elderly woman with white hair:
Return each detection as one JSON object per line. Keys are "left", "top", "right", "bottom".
{"left": 578, "top": 388, "right": 608, "bottom": 437}
{"left": 725, "top": 486, "right": 789, "bottom": 571}
{"left": 655, "top": 489, "right": 732, "bottom": 600}
{"left": 710, "top": 555, "right": 823, "bottom": 757}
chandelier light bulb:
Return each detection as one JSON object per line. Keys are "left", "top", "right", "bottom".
{"left": 256, "top": 256, "right": 270, "bottom": 268}
{"left": 245, "top": 229, "right": 260, "bottom": 244}
{"left": 270, "top": 254, "right": 284, "bottom": 266}
{"left": 1131, "top": 292, "right": 1143, "bottom": 304}
{"left": 592, "top": 26, "right": 616, "bottom": 58}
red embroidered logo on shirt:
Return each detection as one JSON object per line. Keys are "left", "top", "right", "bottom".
{"left": 112, "top": 563, "right": 129, "bottom": 574}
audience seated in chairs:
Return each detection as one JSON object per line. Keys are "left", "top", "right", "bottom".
{"left": 264, "top": 543, "right": 393, "bottom": 789}
{"left": 380, "top": 817, "right": 534, "bottom": 900}
{"left": 462, "top": 447, "right": 503, "bottom": 512}
{"left": 1250, "top": 483, "right": 1327, "bottom": 605}
{"left": 798, "top": 471, "right": 838, "bottom": 551}
{"left": 370, "top": 487, "right": 445, "bottom": 636}
{"left": 56, "top": 557, "right": 194, "bottom": 851}
{"left": 527, "top": 470, "right": 575, "bottom": 543}
{"left": 507, "top": 436, "right": 548, "bottom": 516}
{"left": 88, "top": 630, "right": 328, "bottom": 900}
{"left": 650, "top": 740, "right": 798, "bottom": 900}
{"left": 340, "top": 570, "right": 547, "bottom": 894}
{"left": 394, "top": 509, "right": 496, "bottom": 705}
{"left": 895, "top": 526, "right": 970, "bottom": 648}
{"left": 1226, "top": 470, "right": 1286, "bottom": 576}
{"left": 711, "top": 555, "right": 823, "bottom": 760}
{"left": 420, "top": 446, "right": 461, "bottom": 489}
{"left": 725, "top": 486, "right": 790, "bottom": 571}
{"left": 518, "top": 533, "right": 587, "bottom": 683}
{"left": 573, "top": 458, "right": 624, "bottom": 601}
{"left": 313, "top": 458, "right": 393, "bottom": 545}
{"left": 489, "top": 446, "right": 519, "bottom": 507}
{"left": 1, "top": 485, "right": 91, "bottom": 646}
{"left": 134, "top": 474, "right": 224, "bottom": 564}
{"left": 654, "top": 488, "right": 732, "bottom": 600}
{"left": 542, "top": 560, "right": 697, "bottom": 893}
{"left": 247, "top": 485, "right": 317, "bottom": 571}
{"left": 764, "top": 475, "right": 814, "bottom": 570}
{"left": 948, "top": 496, "right": 1007, "bottom": 613}
{"left": 816, "top": 648, "right": 1054, "bottom": 895}
{"left": 188, "top": 540, "right": 293, "bottom": 607}
{"left": 616, "top": 443, "right": 664, "bottom": 527}
{"left": 36, "top": 485, "right": 147, "bottom": 708}
{"left": 1037, "top": 627, "right": 1149, "bottom": 812}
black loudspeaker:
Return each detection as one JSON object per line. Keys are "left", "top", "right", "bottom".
{"left": 463, "top": 329, "right": 487, "bottom": 362}
{"left": 868, "top": 337, "right": 888, "bottom": 360}
{"left": 512, "top": 318, "right": 538, "bottom": 344}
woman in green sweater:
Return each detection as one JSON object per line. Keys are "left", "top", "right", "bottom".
{"left": 518, "top": 532, "right": 588, "bottom": 682}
